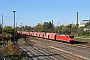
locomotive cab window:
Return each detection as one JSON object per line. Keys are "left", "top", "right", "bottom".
{"left": 69, "top": 36, "right": 74, "bottom": 38}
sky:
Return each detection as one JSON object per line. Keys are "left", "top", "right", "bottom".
{"left": 0, "top": 0, "right": 90, "bottom": 27}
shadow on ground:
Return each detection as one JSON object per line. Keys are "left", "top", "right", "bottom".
{"left": 73, "top": 40, "right": 88, "bottom": 44}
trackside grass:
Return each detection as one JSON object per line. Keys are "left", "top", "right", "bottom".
{"left": 74, "top": 36, "right": 90, "bottom": 43}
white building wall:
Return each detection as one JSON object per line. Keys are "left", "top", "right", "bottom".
{"left": 78, "top": 20, "right": 89, "bottom": 27}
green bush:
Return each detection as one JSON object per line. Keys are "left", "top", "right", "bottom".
{"left": 84, "top": 34, "right": 89, "bottom": 36}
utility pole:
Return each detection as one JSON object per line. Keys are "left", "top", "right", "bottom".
{"left": 2, "top": 15, "right": 3, "bottom": 35}
{"left": 58, "top": 22, "right": 59, "bottom": 26}
{"left": 57, "top": 22, "right": 59, "bottom": 34}
{"left": 21, "top": 22, "right": 22, "bottom": 26}
{"left": 76, "top": 12, "right": 78, "bottom": 28}
{"left": 21, "top": 22, "right": 22, "bottom": 34}
{"left": 41, "top": 22, "right": 42, "bottom": 25}
{"left": 13, "top": 10, "right": 16, "bottom": 43}
{"left": 76, "top": 12, "right": 79, "bottom": 36}
{"left": 16, "top": 22, "right": 17, "bottom": 37}
{"left": 38, "top": 23, "right": 39, "bottom": 32}
{"left": 52, "top": 20, "right": 53, "bottom": 33}
{"left": 16, "top": 22, "right": 17, "bottom": 32}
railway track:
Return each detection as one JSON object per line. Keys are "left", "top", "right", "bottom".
{"left": 58, "top": 41, "right": 90, "bottom": 49}
{"left": 29, "top": 37, "right": 90, "bottom": 60}
{"left": 18, "top": 38, "right": 69, "bottom": 60}
{"left": 37, "top": 37, "right": 90, "bottom": 51}
{"left": 32, "top": 40, "right": 84, "bottom": 60}
{"left": 20, "top": 45, "right": 68, "bottom": 60}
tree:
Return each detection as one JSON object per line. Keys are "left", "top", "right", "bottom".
{"left": 78, "top": 27, "right": 85, "bottom": 36}
{"left": 43, "top": 21, "right": 54, "bottom": 33}
{"left": 54, "top": 25, "right": 65, "bottom": 34}
{"left": 24, "top": 25, "right": 31, "bottom": 31}
{"left": 4, "top": 34, "right": 11, "bottom": 42}
{"left": 43, "top": 22, "right": 49, "bottom": 32}
{"left": 70, "top": 26, "right": 77, "bottom": 35}
{"left": 33, "top": 23, "right": 43, "bottom": 32}
{"left": 66, "top": 24, "right": 72, "bottom": 29}
{"left": 0, "top": 24, "right": 2, "bottom": 34}
{"left": 62, "top": 26, "right": 70, "bottom": 34}
{"left": 54, "top": 26, "right": 59, "bottom": 33}
{"left": 4, "top": 26, "right": 12, "bottom": 34}
{"left": 85, "top": 22, "right": 90, "bottom": 27}
{"left": 48, "top": 21, "right": 54, "bottom": 32}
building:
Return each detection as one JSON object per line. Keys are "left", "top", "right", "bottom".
{"left": 78, "top": 20, "right": 89, "bottom": 27}
{"left": 84, "top": 25, "right": 90, "bottom": 31}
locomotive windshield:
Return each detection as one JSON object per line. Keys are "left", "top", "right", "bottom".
{"left": 69, "top": 36, "right": 74, "bottom": 38}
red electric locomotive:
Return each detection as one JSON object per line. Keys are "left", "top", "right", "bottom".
{"left": 56, "top": 34, "right": 74, "bottom": 43}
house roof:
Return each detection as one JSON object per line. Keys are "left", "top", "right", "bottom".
{"left": 82, "top": 20, "right": 89, "bottom": 21}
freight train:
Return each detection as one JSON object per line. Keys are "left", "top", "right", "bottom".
{"left": 17, "top": 31, "right": 74, "bottom": 43}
